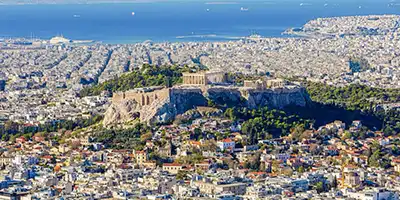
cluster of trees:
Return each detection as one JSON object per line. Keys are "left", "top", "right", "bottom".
{"left": 0, "top": 115, "right": 103, "bottom": 142}
{"left": 305, "top": 82, "right": 400, "bottom": 133}
{"left": 365, "top": 141, "right": 392, "bottom": 169}
{"left": 224, "top": 107, "right": 313, "bottom": 144}
{"left": 79, "top": 64, "right": 203, "bottom": 97}
{"left": 382, "top": 109, "right": 400, "bottom": 136}
{"left": 305, "top": 82, "right": 400, "bottom": 112}
{"left": 175, "top": 153, "right": 204, "bottom": 165}
{"left": 92, "top": 123, "right": 150, "bottom": 150}
{"left": 341, "top": 126, "right": 374, "bottom": 140}
{"left": 313, "top": 180, "right": 337, "bottom": 194}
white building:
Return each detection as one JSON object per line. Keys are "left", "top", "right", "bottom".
{"left": 217, "top": 138, "right": 235, "bottom": 151}
{"left": 50, "top": 36, "right": 71, "bottom": 45}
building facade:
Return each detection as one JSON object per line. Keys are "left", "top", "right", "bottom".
{"left": 133, "top": 150, "right": 147, "bottom": 165}
{"left": 163, "top": 163, "right": 184, "bottom": 174}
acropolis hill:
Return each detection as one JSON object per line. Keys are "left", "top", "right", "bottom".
{"left": 103, "top": 72, "right": 311, "bottom": 126}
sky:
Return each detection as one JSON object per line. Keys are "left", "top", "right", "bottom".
{"left": 0, "top": 0, "right": 396, "bottom": 4}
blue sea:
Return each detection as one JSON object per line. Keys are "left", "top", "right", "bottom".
{"left": 1, "top": 0, "right": 400, "bottom": 44}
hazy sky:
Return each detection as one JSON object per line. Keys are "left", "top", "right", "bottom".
{"left": 0, "top": 0, "right": 394, "bottom": 3}
{"left": 0, "top": 0, "right": 396, "bottom": 5}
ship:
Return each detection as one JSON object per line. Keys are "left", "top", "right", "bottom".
{"left": 240, "top": 7, "right": 249, "bottom": 11}
{"left": 300, "top": 3, "right": 312, "bottom": 6}
{"left": 248, "top": 34, "right": 262, "bottom": 39}
{"left": 50, "top": 36, "right": 72, "bottom": 45}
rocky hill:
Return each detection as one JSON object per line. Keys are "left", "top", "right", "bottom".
{"left": 103, "top": 85, "right": 311, "bottom": 126}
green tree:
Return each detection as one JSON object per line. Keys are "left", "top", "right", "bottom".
{"left": 314, "top": 181, "right": 325, "bottom": 193}
{"left": 342, "top": 131, "right": 352, "bottom": 140}
{"left": 331, "top": 176, "right": 338, "bottom": 189}
{"left": 224, "top": 108, "right": 237, "bottom": 121}
{"left": 176, "top": 170, "right": 189, "bottom": 180}
{"left": 297, "top": 166, "right": 305, "bottom": 173}
{"left": 291, "top": 124, "right": 305, "bottom": 142}
{"left": 368, "top": 150, "right": 381, "bottom": 168}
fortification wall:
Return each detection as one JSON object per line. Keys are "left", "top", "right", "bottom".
{"left": 112, "top": 88, "right": 171, "bottom": 106}
{"left": 112, "top": 92, "right": 125, "bottom": 103}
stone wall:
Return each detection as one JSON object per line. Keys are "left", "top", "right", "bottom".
{"left": 112, "top": 87, "right": 171, "bottom": 106}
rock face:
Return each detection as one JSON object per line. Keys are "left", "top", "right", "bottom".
{"left": 103, "top": 99, "right": 140, "bottom": 126}
{"left": 103, "top": 85, "right": 311, "bottom": 126}
{"left": 148, "top": 88, "right": 208, "bottom": 124}
{"left": 245, "top": 87, "right": 309, "bottom": 109}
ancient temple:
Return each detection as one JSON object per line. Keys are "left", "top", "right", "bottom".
{"left": 182, "top": 71, "right": 227, "bottom": 85}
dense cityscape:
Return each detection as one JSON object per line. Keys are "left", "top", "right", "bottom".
{"left": 0, "top": 15, "right": 400, "bottom": 199}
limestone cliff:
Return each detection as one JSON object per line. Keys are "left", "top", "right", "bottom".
{"left": 245, "top": 87, "right": 309, "bottom": 109}
{"left": 149, "top": 88, "right": 208, "bottom": 124}
{"left": 103, "top": 99, "right": 140, "bottom": 126}
{"left": 103, "top": 85, "right": 311, "bottom": 126}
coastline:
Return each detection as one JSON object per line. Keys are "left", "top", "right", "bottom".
{"left": 1, "top": 1, "right": 398, "bottom": 44}
{"left": 3, "top": 14, "right": 398, "bottom": 45}
{"left": 0, "top": 33, "right": 300, "bottom": 45}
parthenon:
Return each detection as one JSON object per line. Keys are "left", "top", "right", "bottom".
{"left": 182, "top": 71, "right": 227, "bottom": 85}
{"left": 182, "top": 73, "right": 207, "bottom": 85}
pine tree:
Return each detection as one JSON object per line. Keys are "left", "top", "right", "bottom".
{"left": 332, "top": 175, "right": 338, "bottom": 188}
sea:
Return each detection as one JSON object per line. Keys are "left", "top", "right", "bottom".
{"left": 1, "top": 0, "right": 400, "bottom": 44}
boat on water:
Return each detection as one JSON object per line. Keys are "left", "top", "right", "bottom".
{"left": 131, "top": 12, "right": 135, "bottom": 16}
{"left": 300, "top": 3, "right": 312, "bottom": 6}
{"left": 73, "top": 14, "right": 80, "bottom": 18}
{"left": 240, "top": 7, "right": 249, "bottom": 11}
{"left": 248, "top": 34, "right": 262, "bottom": 39}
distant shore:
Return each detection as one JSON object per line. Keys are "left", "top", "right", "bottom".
{"left": 0, "top": 2, "right": 398, "bottom": 44}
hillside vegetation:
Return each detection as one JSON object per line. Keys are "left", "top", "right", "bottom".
{"left": 79, "top": 64, "right": 205, "bottom": 97}
{"left": 305, "top": 82, "right": 400, "bottom": 113}
{"left": 303, "top": 82, "right": 400, "bottom": 134}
